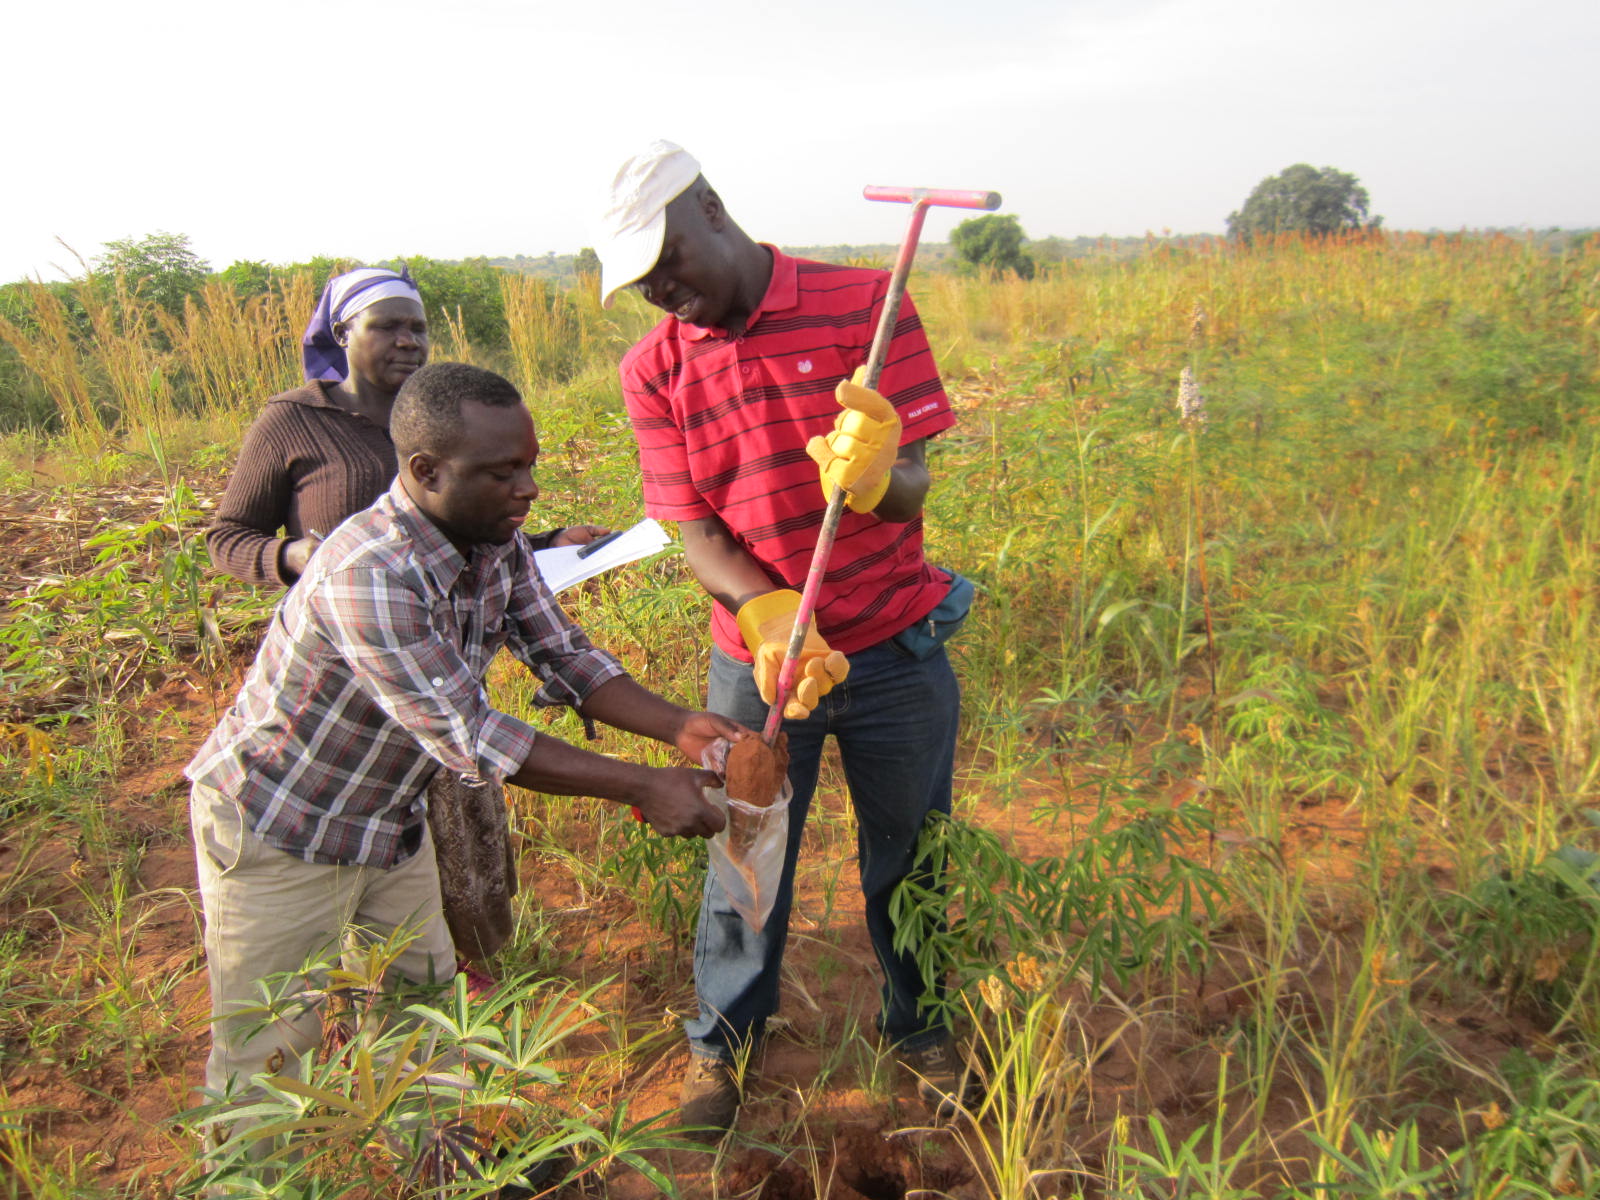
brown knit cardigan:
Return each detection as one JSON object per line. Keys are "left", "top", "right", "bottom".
{"left": 207, "top": 382, "right": 398, "bottom": 586}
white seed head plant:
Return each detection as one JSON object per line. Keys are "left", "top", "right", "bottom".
{"left": 1176, "top": 366, "right": 1206, "bottom": 427}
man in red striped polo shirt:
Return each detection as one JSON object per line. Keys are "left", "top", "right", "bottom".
{"left": 597, "top": 140, "right": 978, "bottom": 1136}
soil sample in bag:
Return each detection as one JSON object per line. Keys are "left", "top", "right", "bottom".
{"left": 712, "top": 734, "right": 793, "bottom": 929}
{"left": 723, "top": 733, "right": 789, "bottom": 807}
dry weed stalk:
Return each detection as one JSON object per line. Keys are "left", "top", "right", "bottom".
{"left": 430, "top": 304, "right": 482, "bottom": 366}
{"left": 503, "top": 271, "right": 585, "bottom": 397}
{"left": 79, "top": 272, "right": 174, "bottom": 435}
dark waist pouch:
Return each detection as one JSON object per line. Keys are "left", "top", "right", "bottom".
{"left": 890, "top": 569, "right": 976, "bottom": 661}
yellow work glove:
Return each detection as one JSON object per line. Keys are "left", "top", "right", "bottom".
{"left": 736, "top": 590, "right": 849, "bottom": 719}
{"left": 806, "top": 371, "right": 901, "bottom": 514}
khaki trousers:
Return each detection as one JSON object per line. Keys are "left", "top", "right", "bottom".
{"left": 190, "top": 782, "right": 457, "bottom": 1109}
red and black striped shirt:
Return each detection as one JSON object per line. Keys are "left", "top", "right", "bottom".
{"left": 621, "top": 248, "right": 956, "bottom": 660}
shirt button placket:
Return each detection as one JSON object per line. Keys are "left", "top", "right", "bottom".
{"left": 730, "top": 340, "right": 753, "bottom": 397}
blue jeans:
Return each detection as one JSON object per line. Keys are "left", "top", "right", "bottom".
{"left": 687, "top": 638, "right": 960, "bottom": 1061}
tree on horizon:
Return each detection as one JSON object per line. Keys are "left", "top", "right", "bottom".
{"left": 1227, "top": 164, "right": 1379, "bottom": 241}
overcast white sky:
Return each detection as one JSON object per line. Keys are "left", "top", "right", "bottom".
{"left": 5, "top": 0, "right": 1596, "bottom": 282}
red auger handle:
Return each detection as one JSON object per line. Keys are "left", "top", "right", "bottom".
{"left": 863, "top": 186, "right": 1002, "bottom": 211}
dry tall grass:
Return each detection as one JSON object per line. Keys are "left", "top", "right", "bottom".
{"left": 0, "top": 280, "right": 104, "bottom": 451}
{"left": 503, "top": 271, "right": 587, "bottom": 396}
{"left": 923, "top": 231, "right": 1600, "bottom": 383}
{"left": 156, "top": 277, "right": 310, "bottom": 418}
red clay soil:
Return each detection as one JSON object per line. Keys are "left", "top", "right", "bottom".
{"left": 724, "top": 733, "right": 789, "bottom": 806}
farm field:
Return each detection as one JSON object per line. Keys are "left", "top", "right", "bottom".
{"left": 2, "top": 233, "right": 1599, "bottom": 1198}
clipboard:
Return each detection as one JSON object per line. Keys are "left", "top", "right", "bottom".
{"left": 532, "top": 519, "right": 672, "bottom": 593}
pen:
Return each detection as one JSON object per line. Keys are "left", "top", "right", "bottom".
{"left": 575, "top": 529, "right": 626, "bottom": 560}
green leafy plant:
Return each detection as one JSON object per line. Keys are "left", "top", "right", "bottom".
{"left": 1295, "top": 1122, "right": 1456, "bottom": 1199}
{"left": 1463, "top": 1051, "right": 1600, "bottom": 1200}
{"left": 891, "top": 800, "right": 1222, "bottom": 1025}
{"left": 181, "top": 942, "right": 701, "bottom": 1197}
{"left": 1106, "top": 1109, "right": 1256, "bottom": 1200}
{"left": 1447, "top": 820, "right": 1600, "bottom": 1020}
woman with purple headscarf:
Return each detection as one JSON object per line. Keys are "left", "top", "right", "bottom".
{"left": 207, "top": 266, "right": 604, "bottom": 584}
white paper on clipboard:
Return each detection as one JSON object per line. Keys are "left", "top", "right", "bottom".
{"left": 532, "top": 519, "right": 672, "bottom": 593}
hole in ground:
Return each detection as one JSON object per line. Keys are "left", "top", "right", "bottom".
{"left": 835, "top": 1129, "right": 909, "bottom": 1200}
{"left": 836, "top": 1159, "right": 907, "bottom": 1200}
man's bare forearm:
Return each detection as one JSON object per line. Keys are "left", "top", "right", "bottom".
{"left": 505, "top": 721, "right": 727, "bottom": 838}
{"left": 873, "top": 438, "right": 931, "bottom": 524}
{"left": 506, "top": 733, "right": 655, "bottom": 801}
{"left": 577, "top": 674, "right": 692, "bottom": 746}
{"left": 680, "top": 516, "right": 776, "bottom": 614}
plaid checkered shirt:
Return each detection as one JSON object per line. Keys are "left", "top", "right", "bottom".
{"left": 186, "top": 479, "right": 627, "bottom": 867}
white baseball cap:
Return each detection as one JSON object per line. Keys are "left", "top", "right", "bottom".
{"left": 595, "top": 140, "right": 702, "bottom": 309}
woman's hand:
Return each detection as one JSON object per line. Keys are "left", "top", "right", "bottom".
{"left": 281, "top": 533, "right": 324, "bottom": 579}
{"left": 551, "top": 524, "right": 611, "bottom": 548}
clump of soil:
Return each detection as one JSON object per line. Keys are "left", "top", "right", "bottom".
{"left": 724, "top": 733, "right": 789, "bottom": 806}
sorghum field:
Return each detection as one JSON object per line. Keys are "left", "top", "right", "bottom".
{"left": 2, "top": 232, "right": 1598, "bottom": 1198}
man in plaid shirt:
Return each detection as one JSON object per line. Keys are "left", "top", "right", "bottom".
{"left": 186, "top": 362, "right": 739, "bottom": 1162}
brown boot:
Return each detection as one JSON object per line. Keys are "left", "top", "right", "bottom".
{"left": 678, "top": 1054, "right": 741, "bottom": 1141}
{"left": 899, "top": 1036, "right": 983, "bottom": 1119}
